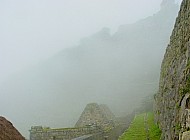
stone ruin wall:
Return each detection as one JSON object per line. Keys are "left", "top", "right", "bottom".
{"left": 75, "top": 103, "right": 116, "bottom": 130}
{"left": 29, "top": 103, "right": 128, "bottom": 140}
{"left": 29, "top": 126, "right": 100, "bottom": 140}
{"left": 29, "top": 103, "right": 116, "bottom": 140}
{"left": 154, "top": 0, "right": 190, "bottom": 139}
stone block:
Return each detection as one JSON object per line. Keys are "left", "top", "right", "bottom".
{"left": 182, "top": 131, "right": 190, "bottom": 140}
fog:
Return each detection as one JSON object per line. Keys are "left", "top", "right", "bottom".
{"left": 0, "top": 0, "right": 178, "bottom": 81}
{"left": 0, "top": 0, "right": 182, "bottom": 138}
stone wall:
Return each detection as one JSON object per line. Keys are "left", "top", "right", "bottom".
{"left": 29, "top": 124, "right": 129, "bottom": 140}
{"left": 29, "top": 103, "right": 119, "bottom": 140}
{"left": 29, "top": 103, "right": 132, "bottom": 140}
{"left": 75, "top": 103, "right": 115, "bottom": 129}
{"left": 154, "top": 0, "right": 190, "bottom": 139}
{"left": 29, "top": 126, "right": 101, "bottom": 140}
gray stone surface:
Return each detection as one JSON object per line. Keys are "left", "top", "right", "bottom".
{"left": 75, "top": 103, "right": 115, "bottom": 129}
{"left": 29, "top": 126, "right": 100, "bottom": 140}
{"left": 154, "top": 0, "right": 190, "bottom": 139}
{"left": 181, "top": 131, "right": 190, "bottom": 140}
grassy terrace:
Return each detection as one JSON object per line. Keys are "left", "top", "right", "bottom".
{"left": 118, "top": 112, "right": 161, "bottom": 140}
{"left": 147, "top": 113, "right": 161, "bottom": 140}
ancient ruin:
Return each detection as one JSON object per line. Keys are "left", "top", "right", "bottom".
{"left": 29, "top": 103, "right": 127, "bottom": 140}
{"left": 75, "top": 103, "right": 115, "bottom": 129}
{"left": 29, "top": 126, "right": 100, "bottom": 140}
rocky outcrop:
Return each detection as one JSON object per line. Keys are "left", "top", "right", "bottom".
{"left": 154, "top": 0, "right": 190, "bottom": 139}
{"left": 0, "top": 116, "right": 25, "bottom": 140}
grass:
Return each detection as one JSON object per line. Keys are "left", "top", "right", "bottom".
{"left": 147, "top": 112, "right": 161, "bottom": 140}
{"left": 118, "top": 112, "right": 161, "bottom": 140}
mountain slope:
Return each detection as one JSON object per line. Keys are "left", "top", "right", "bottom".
{"left": 0, "top": 1, "right": 179, "bottom": 137}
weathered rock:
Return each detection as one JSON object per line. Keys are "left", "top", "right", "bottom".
{"left": 0, "top": 116, "right": 25, "bottom": 140}
{"left": 154, "top": 0, "right": 190, "bottom": 139}
{"left": 181, "top": 131, "right": 190, "bottom": 140}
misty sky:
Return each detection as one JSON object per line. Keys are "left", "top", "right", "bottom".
{"left": 0, "top": 0, "right": 182, "bottom": 82}
{"left": 0, "top": 0, "right": 183, "bottom": 137}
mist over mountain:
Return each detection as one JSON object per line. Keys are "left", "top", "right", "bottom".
{"left": 0, "top": 1, "right": 179, "bottom": 137}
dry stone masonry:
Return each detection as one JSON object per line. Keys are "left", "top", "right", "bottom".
{"left": 29, "top": 103, "right": 120, "bottom": 140}
{"left": 154, "top": 0, "right": 190, "bottom": 139}
{"left": 75, "top": 103, "right": 115, "bottom": 129}
{"left": 29, "top": 126, "right": 100, "bottom": 140}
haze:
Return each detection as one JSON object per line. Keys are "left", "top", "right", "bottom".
{"left": 0, "top": 0, "right": 182, "bottom": 138}
{"left": 0, "top": 0, "right": 174, "bottom": 81}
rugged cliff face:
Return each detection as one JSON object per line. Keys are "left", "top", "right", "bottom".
{"left": 0, "top": 116, "right": 25, "bottom": 140}
{"left": 154, "top": 0, "right": 190, "bottom": 139}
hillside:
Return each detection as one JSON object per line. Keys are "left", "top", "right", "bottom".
{"left": 0, "top": 0, "right": 179, "bottom": 137}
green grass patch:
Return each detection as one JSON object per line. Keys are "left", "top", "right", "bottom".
{"left": 118, "top": 112, "right": 161, "bottom": 140}
{"left": 147, "top": 112, "right": 161, "bottom": 140}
